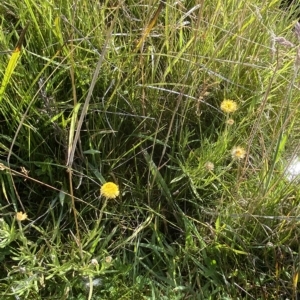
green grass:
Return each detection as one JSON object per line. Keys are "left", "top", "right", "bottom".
{"left": 1, "top": 0, "right": 300, "bottom": 299}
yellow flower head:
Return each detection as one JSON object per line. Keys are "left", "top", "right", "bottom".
{"left": 16, "top": 211, "right": 28, "bottom": 221}
{"left": 220, "top": 99, "right": 238, "bottom": 113}
{"left": 100, "top": 182, "right": 119, "bottom": 199}
{"left": 231, "top": 146, "right": 246, "bottom": 160}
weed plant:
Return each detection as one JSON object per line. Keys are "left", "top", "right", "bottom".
{"left": 0, "top": 0, "right": 300, "bottom": 299}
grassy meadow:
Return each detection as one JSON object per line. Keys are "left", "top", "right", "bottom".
{"left": 1, "top": 0, "right": 300, "bottom": 299}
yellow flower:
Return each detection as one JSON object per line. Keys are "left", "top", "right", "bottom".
{"left": 231, "top": 146, "right": 246, "bottom": 160}
{"left": 220, "top": 99, "right": 238, "bottom": 113}
{"left": 100, "top": 182, "right": 119, "bottom": 199}
{"left": 16, "top": 211, "right": 28, "bottom": 221}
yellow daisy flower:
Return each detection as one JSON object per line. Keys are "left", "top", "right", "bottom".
{"left": 220, "top": 99, "right": 238, "bottom": 113}
{"left": 100, "top": 182, "right": 119, "bottom": 199}
{"left": 231, "top": 146, "right": 246, "bottom": 160}
{"left": 16, "top": 211, "right": 28, "bottom": 221}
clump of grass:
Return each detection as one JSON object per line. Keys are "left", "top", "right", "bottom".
{"left": 1, "top": 0, "right": 300, "bottom": 298}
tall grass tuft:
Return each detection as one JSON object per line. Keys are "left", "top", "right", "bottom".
{"left": 0, "top": 0, "right": 300, "bottom": 298}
